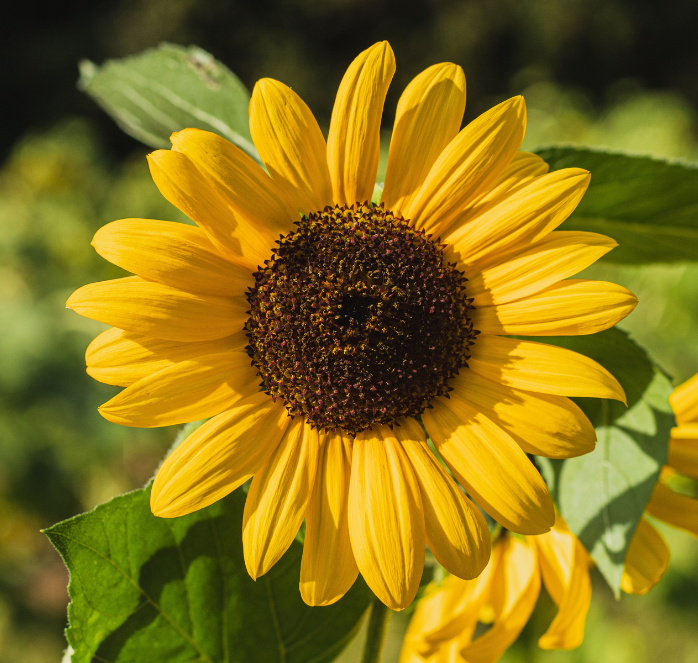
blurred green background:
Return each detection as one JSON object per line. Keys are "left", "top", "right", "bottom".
{"left": 2, "top": 1, "right": 698, "bottom": 661}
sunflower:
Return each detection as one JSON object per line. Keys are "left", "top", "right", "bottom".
{"left": 400, "top": 515, "right": 593, "bottom": 662}
{"left": 622, "top": 371, "right": 698, "bottom": 594}
{"left": 67, "top": 41, "right": 636, "bottom": 610}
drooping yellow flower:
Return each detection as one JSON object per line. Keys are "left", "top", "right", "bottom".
{"left": 67, "top": 42, "right": 635, "bottom": 610}
{"left": 622, "top": 371, "right": 698, "bottom": 594}
{"left": 400, "top": 515, "right": 592, "bottom": 662}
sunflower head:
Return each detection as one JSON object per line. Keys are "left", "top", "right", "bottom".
{"left": 67, "top": 40, "right": 637, "bottom": 611}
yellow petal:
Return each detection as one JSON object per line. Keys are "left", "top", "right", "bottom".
{"left": 443, "top": 168, "right": 590, "bottom": 268}
{"left": 92, "top": 219, "right": 253, "bottom": 296}
{"left": 645, "top": 482, "right": 698, "bottom": 538}
{"left": 399, "top": 578, "right": 462, "bottom": 663}
{"left": 406, "top": 96, "right": 526, "bottom": 237}
{"left": 670, "top": 371, "right": 698, "bottom": 425}
{"left": 300, "top": 432, "right": 359, "bottom": 606}
{"left": 327, "top": 42, "right": 396, "bottom": 205}
{"left": 460, "top": 535, "right": 540, "bottom": 663}
{"left": 472, "top": 279, "right": 638, "bottom": 336}
{"left": 147, "top": 149, "right": 274, "bottom": 265}
{"left": 535, "top": 515, "right": 592, "bottom": 649}
{"left": 417, "top": 556, "right": 499, "bottom": 656}
{"left": 468, "top": 335, "right": 626, "bottom": 402}
{"left": 98, "top": 351, "right": 259, "bottom": 427}
{"left": 382, "top": 63, "right": 466, "bottom": 215}
{"left": 397, "top": 417, "right": 490, "bottom": 580}
{"left": 402, "top": 564, "right": 497, "bottom": 661}
{"left": 151, "top": 391, "right": 289, "bottom": 517}
{"left": 451, "top": 370, "right": 596, "bottom": 459}
{"left": 348, "top": 424, "right": 425, "bottom": 610}
{"left": 668, "top": 429, "right": 698, "bottom": 479}
{"left": 67, "top": 276, "right": 248, "bottom": 342}
{"left": 458, "top": 151, "right": 550, "bottom": 227}
{"left": 243, "top": 418, "right": 320, "bottom": 579}
{"left": 85, "top": 328, "right": 248, "bottom": 387}
{"left": 249, "top": 79, "right": 332, "bottom": 215}
{"left": 467, "top": 231, "right": 617, "bottom": 306}
{"left": 621, "top": 517, "right": 670, "bottom": 595}
{"left": 170, "top": 128, "right": 297, "bottom": 236}
{"left": 422, "top": 394, "right": 555, "bottom": 535}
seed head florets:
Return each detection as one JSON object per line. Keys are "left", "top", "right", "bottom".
{"left": 245, "top": 202, "right": 476, "bottom": 435}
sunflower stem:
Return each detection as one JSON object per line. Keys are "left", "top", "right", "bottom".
{"left": 361, "top": 598, "right": 392, "bottom": 663}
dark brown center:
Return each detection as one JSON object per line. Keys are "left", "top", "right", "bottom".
{"left": 245, "top": 201, "right": 477, "bottom": 435}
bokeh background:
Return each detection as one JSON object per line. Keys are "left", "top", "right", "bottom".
{"left": 2, "top": 1, "right": 698, "bottom": 661}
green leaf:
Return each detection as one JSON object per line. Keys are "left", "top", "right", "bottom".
{"left": 79, "top": 43, "right": 258, "bottom": 159}
{"left": 535, "top": 146, "right": 698, "bottom": 263}
{"left": 534, "top": 328, "right": 673, "bottom": 597}
{"left": 45, "top": 484, "right": 371, "bottom": 663}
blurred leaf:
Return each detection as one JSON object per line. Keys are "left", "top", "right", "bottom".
{"left": 45, "top": 484, "right": 370, "bottom": 663}
{"left": 79, "top": 43, "right": 258, "bottom": 159}
{"left": 534, "top": 329, "right": 673, "bottom": 597}
{"left": 536, "top": 146, "right": 698, "bottom": 263}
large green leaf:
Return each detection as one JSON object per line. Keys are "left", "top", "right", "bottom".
{"left": 534, "top": 329, "right": 673, "bottom": 597}
{"left": 45, "top": 484, "right": 371, "bottom": 663}
{"left": 535, "top": 146, "right": 698, "bottom": 263}
{"left": 79, "top": 43, "right": 258, "bottom": 159}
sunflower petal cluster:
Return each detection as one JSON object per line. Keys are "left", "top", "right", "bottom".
{"left": 67, "top": 41, "right": 636, "bottom": 610}
{"left": 400, "top": 515, "right": 592, "bottom": 662}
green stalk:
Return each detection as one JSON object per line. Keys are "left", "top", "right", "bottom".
{"left": 361, "top": 598, "right": 392, "bottom": 663}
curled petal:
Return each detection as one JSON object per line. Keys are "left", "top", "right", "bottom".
{"left": 668, "top": 428, "right": 698, "bottom": 479}
{"left": 621, "top": 517, "right": 670, "bottom": 595}
{"left": 534, "top": 515, "right": 592, "bottom": 649}
{"left": 460, "top": 535, "right": 540, "bottom": 662}
{"left": 400, "top": 568, "right": 495, "bottom": 662}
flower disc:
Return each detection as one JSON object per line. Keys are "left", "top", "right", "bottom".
{"left": 246, "top": 202, "right": 476, "bottom": 434}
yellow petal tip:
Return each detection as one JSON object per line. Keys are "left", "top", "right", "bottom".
{"left": 65, "top": 290, "right": 80, "bottom": 309}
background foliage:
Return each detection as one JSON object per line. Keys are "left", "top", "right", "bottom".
{"left": 3, "top": 1, "right": 698, "bottom": 662}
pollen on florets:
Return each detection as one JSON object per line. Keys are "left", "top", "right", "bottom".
{"left": 245, "top": 202, "right": 476, "bottom": 436}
